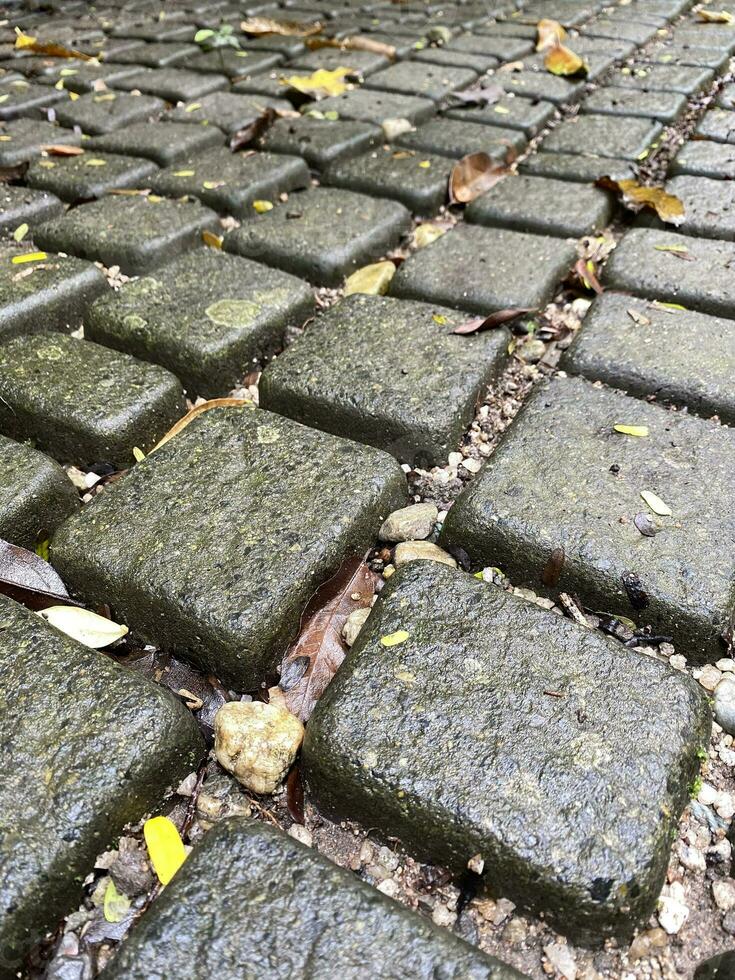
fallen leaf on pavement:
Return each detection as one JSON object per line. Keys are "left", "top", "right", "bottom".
{"left": 452, "top": 307, "right": 533, "bottom": 335}
{"left": 240, "top": 17, "right": 323, "bottom": 36}
{"left": 545, "top": 41, "right": 588, "bottom": 77}
{"left": 0, "top": 538, "right": 77, "bottom": 610}
{"left": 449, "top": 151, "right": 510, "bottom": 203}
{"left": 536, "top": 18, "right": 567, "bottom": 50}
{"left": 144, "top": 816, "right": 187, "bottom": 885}
{"left": 38, "top": 605, "right": 128, "bottom": 647}
{"left": 641, "top": 489, "right": 672, "bottom": 516}
{"left": 654, "top": 242, "right": 694, "bottom": 260}
{"left": 103, "top": 880, "right": 131, "bottom": 923}
{"left": 152, "top": 398, "right": 254, "bottom": 453}
{"left": 697, "top": 9, "right": 734, "bottom": 22}
{"left": 596, "top": 176, "right": 684, "bottom": 223}
{"left": 614, "top": 424, "right": 649, "bottom": 437}
{"left": 413, "top": 223, "right": 446, "bottom": 248}
{"left": 40, "top": 144, "right": 84, "bottom": 156}
{"left": 382, "top": 117, "right": 414, "bottom": 139}
{"left": 627, "top": 308, "right": 651, "bottom": 325}
{"left": 202, "top": 230, "right": 223, "bottom": 248}
{"left": 307, "top": 35, "right": 396, "bottom": 60}
{"left": 282, "top": 67, "right": 351, "bottom": 98}
{"left": 573, "top": 257, "right": 603, "bottom": 293}
{"left": 15, "top": 30, "right": 94, "bottom": 61}
{"left": 229, "top": 106, "right": 275, "bottom": 150}
{"left": 449, "top": 83, "right": 505, "bottom": 105}
{"left": 344, "top": 260, "right": 395, "bottom": 296}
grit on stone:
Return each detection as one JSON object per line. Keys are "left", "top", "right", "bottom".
{"left": 671, "top": 140, "right": 735, "bottom": 179}
{"left": 390, "top": 224, "right": 578, "bottom": 315}
{"left": 363, "top": 62, "right": 478, "bottom": 101}
{"left": 0, "top": 333, "right": 186, "bottom": 468}
{"left": 52, "top": 92, "right": 165, "bottom": 135}
{"left": 110, "top": 67, "right": 229, "bottom": 102}
{"left": 394, "top": 118, "right": 527, "bottom": 160}
{"left": 258, "top": 115, "right": 382, "bottom": 170}
{"left": 0, "top": 119, "right": 81, "bottom": 168}
{"left": 100, "top": 819, "right": 523, "bottom": 980}
{"left": 440, "top": 374, "right": 735, "bottom": 661}
{"left": 541, "top": 115, "right": 664, "bottom": 161}
{"left": 581, "top": 86, "right": 688, "bottom": 123}
{"left": 304, "top": 562, "right": 711, "bottom": 941}
{"left": 25, "top": 151, "right": 159, "bottom": 204}
{"left": 0, "top": 595, "right": 204, "bottom": 978}
{"left": 521, "top": 151, "right": 636, "bottom": 184}
{"left": 86, "top": 120, "right": 225, "bottom": 167}
{"left": 610, "top": 63, "right": 715, "bottom": 95}
{"left": 85, "top": 249, "right": 314, "bottom": 397}
{"left": 0, "top": 185, "right": 63, "bottom": 237}
{"left": 444, "top": 97, "right": 556, "bottom": 137}
{"left": 51, "top": 406, "right": 406, "bottom": 689}
{"left": 259, "top": 293, "right": 508, "bottom": 466}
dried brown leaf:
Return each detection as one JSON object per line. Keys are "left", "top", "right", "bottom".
{"left": 536, "top": 18, "right": 566, "bottom": 50}
{"left": 306, "top": 34, "right": 396, "bottom": 60}
{"left": 452, "top": 307, "right": 533, "bottom": 335}
{"left": 229, "top": 106, "right": 275, "bottom": 150}
{"left": 15, "top": 31, "right": 94, "bottom": 61}
{"left": 449, "top": 151, "right": 509, "bottom": 204}
{"left": 596, "top": 176, "right": 684, "bottom": 223}
{"left": 0, "top": 538, "right": 80, "bottom": 611}
{"left": 151, "top": 398, "right": 253, "bottom": 453}
{"left": 240, "top": 17, "right": 322, "bottom": 37}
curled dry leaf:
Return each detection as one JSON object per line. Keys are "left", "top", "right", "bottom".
{"left": 306, "top": 35, "right": 396, "bottom": 60}
{"left": 452, "top": 307, "right": 533, "bottom": 335}
{"left": 40, "top": 144, "right": 84, "bottom": 156}
{"left": 536, "top": 18, "right": 567, "bottom": 50}
{"left": 152, "top": 398, "right": 254, "bottom": 453}
{"left": 15, "top": 30, "right": 94, "bottom": 61}
{"left": 573, "top": 257, "right": 603, "bottom": 294}
{"left": 596, "top": 176, "right": 684, "bottom": 224}
{"left": 449, "top": 151, "right": 510, "bottom": 204}
{"left": 283, "top": 67, "right": 351, "bottom": 98}
{"left": 0, "top": 538, "right": 78, "bottom": 611}
{"left": 38, "top": 605, "right": 128, "bottom": 648}
{"left": 240, "top": 17, "right": 323, "bottom": 37}
{"left": 344, "top": 260, "right": 395, "bottom": 296}
{"left": 544, "top": 42, "right": 588, "bottom": 77}
{"left": 229, "top": 106, "right": 275, "bottom": 150}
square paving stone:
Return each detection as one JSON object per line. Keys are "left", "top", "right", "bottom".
{"left": 644, "top": 174, "right": 735, "bottom": 241}
{"left": 52, "top": 91, "right": 165, "bottom": 135}
{"left": 85, "top": 249, "right": 314, "bottom": 396}
{"left": 612, "top": 63, "right": 715, "bottom": 95}
{"left": 304, "top": 561, "right": 711, "bottom": 941}
{"left": 563, "top": 291, "right": 735, "bottom": 425}
{"left": 51, "top": 405, "right": 406, "bottom": 689}
{"left": 187, "top": 48, "right": 283, "bottom": 78}
{"left": 669, "top": 25, "right": 735, "bottom": 52}
{"left": 496, "top": 70, "right": 586, "bottom": 106}
{"left": 258, "top": 114, "right": 382, "bottom": 169}
{"left": 87, "top": 120, "right": 225, "bottom": 167}
{"left": 581, "top": 86, "right": 687, "bottom": 124}
{"left": 0, "top": 118, "right": 81, "bottom": 167}
{"left": 391, "top": 223, "right": 577, "bottom": 315}
{"left": 0, "top": 78, "right": 63, "bottom": 120}
{"left": 107, "top": 41, "right": 200, "bottom": 68}
{"left": 446, "top": 32, "right": 533, "bottom": 59}
{"left": 410, "top": 46, "right": 498, "bottom": 74}
{"left": 100, "top": 820, "right": 521, "bottom": 980}
{"left": 26, "top": 151, "right": 159, "bottom": 203}
{"left": 440, "top": 373, "right": 735, "bottom": 660}
{"left": 322, "top": 146, "right": 452, "bottom": 216}
{"left": 238, "top": 35, "right": 308, "bottom": 58}
{"left": 42, "top": 63, "right": 142, "bottom": 94}
{"left": 0, "top": 248, "right": 107, "bottom": 338}
{"left": 225, "top": 186, "right": 411, "bottom": 286}
{"left": 111, "top": 67, "right": 229, "bottom": 102}
{"left": 259, "top": 293, "right": 508, "bottom": 466}
{"left": 642, "top": 41, "right": 731, "bottom": 71}
{"left": 231, "top": 72, "right": 298, "bottom": 102}
{"left": 520, "top": 151, "right": 636, "bottom": 184}
{"left": 148, "top": 148, "right": 309, "bottom": 217}
{"left": 0, "top": 595, "right": 204, "bottom": 977}
{"left": 166, "top": 90, "right": 291, "bottom": 135}
{"left": 582, "top": 17, "right": 661, "bottom": 44}
{"left": 394, "top": 117, "right": 527, "bottom": 159}
{"left": 364, "top": 62, "right": 478, "bottom": 101}
{"left": 520, "top": 50, "right": 618, "bottom": 84}
{"left": 308, "top": 88, "right": 436, "bottom": 126}
{"left": 670, "top": 140, "right": 735, "bottom": 179}
{"left": 696, "top": 108, "right": 735, "bottom": 144}
{"left": 0, "top": 434, "right": 79, "bottom": 547}
{"left": 465, "top": 174, "right": 614, "bottom": 238}
{"left": 604, "top": 227, "right": 735, "bottom": 318}
{"left": 0, "top": 333, "right": 186, "bottom": 467}
{"left": 542, "top": 114, "right": 664, "bottom": 161}
{"left": 287, "top": 47, "right": 391, "bottom": 77}
{"left": 444, "top": 95, "right": 556, "bottom": 136}
{"left": 717, "top": 83, "right": 735, "bottom": 110}
{"left": 35, "top": 195, "right": 219, "bottom": 275}
{"left": 0, "top": 184, "right": 63, "bottom": 237}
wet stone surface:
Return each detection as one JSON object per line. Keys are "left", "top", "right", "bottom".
{"left": 305, "top": 561, "right": 711, "bottom": 941}
{"left": 259, "top": 293, "right": 508, "bottom": 466}
{"left": 51, "top": 406, "right": 406, "bottom": 689}
{"left": 87, "top": 120, "right": 225, "bottom": 167}
{"left": 26, "top": 151, "right": 159, "bottom": 203}
{"left": 541, "top": 114, "right": 664, "bottom": 161}
{"left": 101, "top": 819, "right": 521, "bottom": 980}
{"left": 0, "top": 184, "right": 63, "bottom": 237}
{"left": 440, "top": 374, "right": 735, "bottom": 661}
{"left": 0, "top": 595, "right": 204, "bottom": 977}
{"left": 258, "top": 115, "right": 382, "bottom": 170}
{"left": 52, "top": 91, "right": 165, "bottom": 136}
{"left": 85, "top": 249, "right": 314, "bottom": 397}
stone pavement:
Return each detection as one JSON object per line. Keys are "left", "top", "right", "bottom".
{"left": 0, "top": 0, "right": 733, "bottom": 977}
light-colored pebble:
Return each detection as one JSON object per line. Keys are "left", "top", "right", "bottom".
{"left": 696, "top": 664, "right": 723, "bottom": 692}
{"left": 713, "top": 879, "right": 735, "bottom": 911}
{"left": 628, "top": 927, "right": 668, "bottom": 961}
{"left": 698, "top": 781, "right": 718, "bottom": 805}
{"left": 377, "top": 878, "right": 401, "bottom": 899}
{"left": 714, "top": 676, "right": 735, "bottom": 735}
{"left": 288, "top": 824, "right": 313, "bottom": 847}
{"left": 543, "top": 942, "right": 577, "bottom": 980}
{"left": 378, "top": 502, "right": 438, "bottom": 542}
{"left": 394, "top": 540, "right": 458, "bottom": 569}
{"left": 678, "top": 843, "right": 706, "bottom": 873}
{"left": 717, "top": 659, "right": 735, "bottom": 673}
{"left": 214, "top": 700, "right": 304, "bottom": 795}
{"left": 657, "top": 882, "right": 689, "bottom": 934}
{"left": 342, "top": 606, "right": 371, "bottom": 647}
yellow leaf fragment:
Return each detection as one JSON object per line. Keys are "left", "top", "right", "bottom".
{"left": 132, "top": 446, "right": 146, "bottom": 463}
{"left": 35, "top": 539, "right": 49, "bottom": 561}
{"left": 697, "top": 8, "right": 734, "bottom": 22}
{"left": 344, "top": 260, "right": 395, "bottom": 296}
{"left": 11, "top": 252, "right": 47, "bottom": 264}
{"left": 282, "top": 67, "right": 351, "bottom": 98}
{"left": 432, "top": 313, "right": 448, "bottom": 325}
{"left": 544, "top": 40, "right": 587, "bottom": 77}
{"left": 414, "top": 223, "right": 445, "bottom": 248}
{"left": 614, "top": 424, "right": 649, "bottom": 437}
{"left": 652, "top": 300, "right": 686, "bottom": 312}
{"left": 12, "top": 222, "right": 28, "bottom": 242}
{"left": 418, "top": 159, "right": 431, "bottom": 168}
{"left": 381, "top": 629, "right": 409, "bottom": 647}
{"left": 38, "top": 606, "right": 128, "bottom": 648}
{"left": 654, "top": 243, "right": 689, "bottom": 254}
{"left": 84, "top": 158, "right": 107, "bottom": 166}
{"left": 103, "top": 880, "right": 131, "bottom": 923}
{"left": 597, "top": 177, "right": 684, "bottom": 223}
{"left": 252, "top": 199, "right": 273, "bottom": 213}
{"left": 202, "top": 230, "right": 223, "bottom": 249}
{"left": 640, "top": 490, "right": 672, "bottom": 517}
{"left": 144, "top": 816, "right": 187, "bottom": 886}
{"left": 185, "top": 102, "right": 201, "bottom": 112}
{"left": 536, "top": 18, "right": 566, "bottom": 50}
{"left": 173, "top": 169, "right": 195, "bottom": 177}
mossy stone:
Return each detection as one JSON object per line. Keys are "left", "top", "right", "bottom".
{"left": 581, "top": 86, "right": 687, "bottom": 123}
{"left": 165, "top": 91, "right": 292, "bottom": 136}
{"left": 364, "top": 61, "right": 478, "bottom": 101}
{"left": 305, "top": 561, "right": 710, "bottom": 942}
{"left": 542, "top": 115, "right": 663, "bottom": 161}
{"left": 671, "top": 140, "right": 735, "bottom": 179}
{"left": 444, "top": 96, "right": 556, "bottom": 136}
{"left": 51, "top": 406, "right": 406, "bottom": 689}
{"left": 0, "top": 595, "right": 204, "bottom": 977}
{"left": 87, "top": 120, "right": 225, "bottom": 167}
{"left": 0, "top": 78, "right": 62, "bottom": 120}
{"left": 110, "top": 67, "right": 228, "bottom": 102}
{"left": 0, "top": 434, "right": 79, "bottom": 547}
{"left": 26, "top": 151, "right": 159, "bottom": 203}
{"left": 0, "top": 184, "right": 63, "bottom": 237}
{"left": 53, "top": 92, "right": 165, "bottom": 135}
{"left": 309, "top": 88, "right": 436, "bottom": 126}
{"left": 34, "top": 195, "right": 219, "bottom": 276}
{"left": 0, "top": 333, "right": 186, "bottom": 467}
{"left": 0, "top": 118, "right": 81, "bottom": 167}
{"left": 259, "top": 115, "right": 382, "bottom": 170}
{"left": 440, "top": 374, "right": 735, "bottom": 660}
{"left": 85, "top": 249, "right": 314, "bottom": 397}
{"left": 395, "top": 117, "right": 527, "bottom": 159}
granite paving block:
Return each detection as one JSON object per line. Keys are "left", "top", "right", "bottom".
{"left": 0, "top": 434, "right": 79, "bottom": 547}
{"left": 440, "top": 374, "right": 735, "bottom": 660}
{"left": 308, "top": 88, "right": 436, "bottom": 126}
{"left": 166, "top": 91, "right": 291, "bottom": 135}
{"left": 670, "top": 140, "right": 735, "bottom": 179}
{"left": 716, "top": 82, "right": 735, "bottom": 110}
{"left": 322, "top": 145, "right": 452, "bottom": 215}
{"left": 53, "top": 91, "right": 165, "bottom": 135}
{"left": 100, "top": 819, "right": 522, "bottom": 980}
{"left": 391, "top": 223, "right": 577, "bottom": 315}
{"left": 0, "top": 595, "right": 204, "bottom": 977}
{"left": 231, "top": 72, "right": 297, "bottom": 102}
{"left": 0, "top": 248, "right": 106, "bottom": 338}
{"left": 0, "top": 78, "right": 63, "bottom": 120}
{"left": 258, "top": 114, "right": 381, "bottom": 169}
{"left": 444, "top": 96, "right": 556, "bottom": 136}
{"left": 696, "top": 108, "right": 735, "bottom": 144}
{"left": 0, "top": 118, "right": 81, "bottom": 167}
{"left": 563, "top": 291, "right": 735, "bottom": 424}
{"left": 111, "top": 67, "right": 229, "bottom": 102}
{"left": 520, "top": 50, "right": 618, "bottom": 83}
{"left": 612, "top": 63, "right": 715, "bottom": 95}
{"left": 51, "top": 405, "right": 406, "bottom": 688}
{"left": 364, "top": 61, "right": 478, "bottom": 101}
{"left": 187, "top": 48, "right": 283, "bottom": 78}
{"left": 521, "top": 151, "right": 636, "bottom": 184}
{"left": 87, "top": 120, "right": 225, "bottom": 167}
{"left": 670, "top": 25, "right": 735, "bottom": 52}
{"left": 582, "top": 17, "right": 661, "bottom": 44}
{"left": 496, "top": 70, "right": 586, "bottom": 106}
{"left": 604, "top": 228, "right": 735, "bottom": 318}
{"left": 259, "top": 293, "right": 507, "bottom": 465}
{"left": 110, "top": 21, "right": 197, "bottom": 42}
{"left": 225, "top": 186, "right": 411, "bottom": 286}
{"left": 107, "top": 41, "right": 200, "bottom": 68}
{"left": 148, "top": 148, "right": 309, "bottom": 217}
{"left": 85, "top": 249, "right": 314, "bottom": 396}
{"left": 0, "top": 333, "right": 186, "bottom": 467}
{"left": 288, "top": 47, "right": 390, "bottom": 77}
{"left": 581, "top": 86, "right": 687, "bottom": 123}
{"left": 645, "top": 174, "right": 735, "bottom": 241}
{"left": 410, "top": 46, "right": 498, "bottom": 73}
{"left": 238, "top": 35, "right": 308, "bottom": 58}
{"left": 395, "top": 117, "right": 526, "bottom": 159}
{"left": 541, "top": 115, "right": 663, "bottom": 161}
{"left": 446, "top": 32, "right": 533, "bottom": 59}
{"left": 26, "top": 151, "right": 159, "bottom": 203}
{"left": 41, "top": 63, "right": 142, "bottom": 95}
{"left": 0, "top": 184, "right": 63, "bottom": 237}
{"left": 466, "top": 174, "right": 614, "bottom": 238}
{"left": 642, "top": 42, "right": 731, "bottom": 71}
{"left": 305, "top": 561, "right": 711, "bottom": 941}
{"left": 34, "top": 194, "right": 218, "bottom": 275}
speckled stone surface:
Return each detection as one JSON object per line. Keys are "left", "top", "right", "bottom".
{"left": 520, "top": 151, "right": 636, "bottom": 183}
{"left": 86, "top": 120, "right": 225, "bottom": 167}
{"left": 85, "top": 249, "right": 314, "bottom": 396}
{"left": 611, "top": 63, "right": 715, "bottom": 95}
{"left": 0, "top": 79, "right": 63, "bottom": 120}
{"left": 646, "top": 174, "right": 735, "bottom": 240}
{"left": 581, "top": 86, "right": 687, "bottom": 123}
{"left": 395, "top": 118, "right": 527, "bottom": 160}
{"left": 696, "top": 108, "right": 735, "bottom": 144}
{"left": 308, "top": 88, "right": 436, "bottom": 126}
{"left": 110, "top": 67, "right": 228, "bottom": 102}
{"left": 541, "top": 114, "right": 663, "bottom": 161}
{"left": 224, "top": 187, "right": 411, "bottom": 286}
{"left": 53, "top": 92, "right": 165, "bottom": 135}
{"left": 106, "top": 41, "right": 199, "bottom": 68}
{"left": 364, "top": 61, "right": 478, "bottom": 101}
{"left": 440, "top": 374, "right": 735, "bottom": 660}
{"left": 0, "top": 118, "right": 81, "bottom": 167}
{"left": 166, "top": 91, "right": 291, "bottom": 136}
{"left": 0, "top": 434, "right": 79, "bottom": 547}
{"left": 391, "top": 223, "right": 577, "bottom": 314}
{"left": 51, "top": 406, "right": 406, "bottom": 688}
{"left": 0, "top": 333, "right": 186, "bottom": 467}
{"left": 26, "top": 151, "right": 159, "bottom": 203}
{"left": 34, "top": 196, "right": 219, "bottom": 276}
{"left": 563, "top": 291, "right": 735, "bottom": 425}
{"left": 259, "top": 115, "right": 382, "bottom": 170}
{"left": 444, "top": 97, "right": 556, "bottom": 136}
{"left": 187, "top": 48, "right": 283, "bottom": 78}
{"left": 0, "top": 249, "right": 107, "bottom": 338}
{"left": 604, "top": 228, "right": 735, "bottom": 317}
{"left": 0, "top": 595, "right": 204, "bottom": 977}
{"left": 101, "top": 819, "right": 523, "bottom": 980}
{"left": 290, "top": 48, "right": 391, "bottom": 77}
{"left": 496, "top": 70, "right": 586, "bottom": 105}
{"left": 45, "top": 63, "right": 142, "bottom": 95}
{"left": 670, "top": 139, "right": 735, "bottom": 179}
{"left": 259, "top": 294, "right": 508, "bottom": 466}
{"left": 0, "top": 185, "right": 63, "bottom": 237}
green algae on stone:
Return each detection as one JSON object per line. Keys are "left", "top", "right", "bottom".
{"left": 0, "top": 185, "right": 63, "bottom": 237}
{"left": 440, "top": 374, "right": 735, "bottom": 661}
{"left": 304, "top": 562, "right": 711, "bottom": 942}
{"left": 0, "top": 434, "right": 79, "bottom": 547}
{"left": 100, "top": 819, "right": 524, "bottom": 980}
{"left": 87, "top": 120, "right": 225, "bottom": 167}
{"left": 26, "top": 151, "right": 159, "bottom": 204}
{"left": 541, "top": 115, "right": 663, "bottom": 161}
{"left": 53, "top": 92, "right": 165, "bottom": 136}
{"left": 259, "top": 115, "right": 382, "bottom": 170}
{"left": 259, "top": 293, "right": 508, "bottom": 466}
{"left": 0, "top": 595, "right": 204, "bottom": 978}
{"left": 51, "top": 406, "right": 407, "bottom": 689}
{"left": 85, "top": 249, "right": 314, "bottom": 396}
{"left": 0, "top": 333, "right": 186, "bottom": 467}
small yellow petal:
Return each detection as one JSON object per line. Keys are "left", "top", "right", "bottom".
{"left": 380, "top": 629, "right": 409, "bottom": 647}
{"left": 11, "top": 252, "right": 47, "bottom": 264}
{"left": 613, "top": 424, "right": 649, "bottom": 437}
{"left": 144, "top": 816, "right": 187, "bottom": 886}
{"left": 253, "top": 199, "right": 273, "bottom": 213}
{"left": 173, "top": 169, "right": 195, "bottom": 177}
{"left": 12, "top": 223, "right": 28, "bottom": 242}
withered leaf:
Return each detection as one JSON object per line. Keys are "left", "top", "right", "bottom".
{"left": 306, "top": 34, "right": 396, "bottom": 60}
{"left": 536, "top": 18, "right": 567, "bottom": 50}
{"left": 596, "top": 176, "right": 684, "bottom": 224}
{"left": 151, "top": 398, "right": 253, "bottom": 453}
{"left": 0, "top": 538, "right": 79, "bottom": 611}
{"left": 40, "top": 144, "right": 84, "bottom": 156}
{"left": 627, "top": 307, "right": 651, "bottom": 326}
{"left": 573, "top": 257, "right": 603, "bottom": 294}
{"left": 542, "top": 546, "right": 565, "bottom": 587}
{"left": 229, "top": 106, "right": 275, "bottom": 150}
{"left": 452, "top": 307, "right": 533, "bottom": 335}
{"left": 449, "top": 83, "right": 505, "bottom": 106}
{"left": 449, "top": 151, "right": 510, "bottom": 204}
{"left": 240, "top": 17, "right": 323, "bottom": 37}
{"left": 15, "top": 31, "right": 94, "bottom": 62}
{"left": 544, "top": 42, "right": 588, "bottom": 77}
{"left": 621, "top": 570, "right": 649, "bottom": 610}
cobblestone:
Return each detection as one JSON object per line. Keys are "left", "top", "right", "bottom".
{"left": 86, "top": 120, "right": 225, "bottom": 167}
{"left": 26, "top": 151, "right": 158, "bottom": 204}
{"left": 52, "top": 92, "right": 165, "bottom": 136}
{"left": 0, "top": 184, "right": 62, "bottom": 236}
